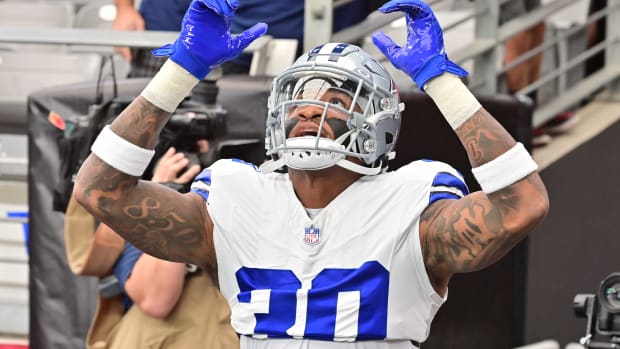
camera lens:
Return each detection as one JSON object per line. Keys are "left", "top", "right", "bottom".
{"left": 598, "top": 273, "right": 620, "bottom": 314}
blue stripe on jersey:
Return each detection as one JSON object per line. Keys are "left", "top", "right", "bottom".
{"left": 191, "top": 168, "right": 212, "bottom": 201}
{"left": 194, "top": 168, "right": 212, "bottom": 185}
{"left": 328, "top": 43, "right": 349, "bottom": 62}
{"left": 190, "top": 188, "right": 209, "bottom": 201}
{"left": 429, "top": 191, "right": 461, "bottom": 204}
{"left": 432, "top": 172, "right": 469, "bottom": 196}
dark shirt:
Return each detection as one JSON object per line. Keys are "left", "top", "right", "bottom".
{"left": 229, "top": 0, "right": 372, "bottom": 69}
{"left": 139, "top": 0, "right": 192, "bottom": 31}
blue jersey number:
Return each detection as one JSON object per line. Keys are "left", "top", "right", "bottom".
{"left": 235, "top": 261, "right": 389, "bottom": 340}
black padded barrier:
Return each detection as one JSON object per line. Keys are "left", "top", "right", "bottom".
{"left": 523, "top": 119, "right": 620, "bottom": 347}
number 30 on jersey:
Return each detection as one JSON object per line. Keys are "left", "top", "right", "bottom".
{"left": 234, "top": 261, "right": 389, "bottom": 340}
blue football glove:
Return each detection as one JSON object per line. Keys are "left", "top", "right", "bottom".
{"left": 372, "top": 0, "right": 467, "bottom": 89}
{"left": 152, "top": 0, "right": 268, "bottom": 80}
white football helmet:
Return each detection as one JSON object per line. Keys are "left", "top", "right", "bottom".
{"left": 260, "top": 43, "right": 404, "bottom": 175}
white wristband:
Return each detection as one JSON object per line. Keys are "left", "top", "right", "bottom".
{"left": 91, "top": 125, "right": 155, "bottom": 177}
{"left": 424, "top": 73, "right": 481, "bottom": 129}
{"left": 471, "top": 142, "right": 538, "bottom": 193}
{"left": 141, "top": 59, "right": 199, "bottom": 113}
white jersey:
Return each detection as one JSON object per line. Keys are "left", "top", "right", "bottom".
{"left": 191, "top": 159, "right": 468, "bottom": 348}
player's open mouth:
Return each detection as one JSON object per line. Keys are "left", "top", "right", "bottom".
{"left": 289, "top": 119, "right": 335, "bottom": 139}
{"left": 301, "top": 130, "right": 318, "bottom": 136}
{"left": 292, "top": 123, "right": 320, "bottom": 137}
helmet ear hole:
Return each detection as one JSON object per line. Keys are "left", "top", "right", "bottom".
{"left": 372, "top": 154, "right": 389, "bottom": 170}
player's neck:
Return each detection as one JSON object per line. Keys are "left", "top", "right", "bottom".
{"left": 288, "top": 166, "right": 361, "bottom": 209}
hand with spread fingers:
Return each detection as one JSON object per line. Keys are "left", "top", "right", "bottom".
{"left": 152, "top": 0, "right": 268, "bottom": 80}
{"left": 372, "top": 0, "right": 467, "bottom": 89}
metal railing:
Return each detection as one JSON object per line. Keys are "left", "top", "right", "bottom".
{"left": 319, "top": 0, "right": 620, "bottom": 128}
{"left": 454, "top": 0, "right": 620, "bottom": 127}
{"left": 0, "top": 0, "right": 619, "bottom": 128}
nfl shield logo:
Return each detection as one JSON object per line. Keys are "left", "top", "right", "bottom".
{"left": 304, "top": 225, "right": 320, "bottom": 245}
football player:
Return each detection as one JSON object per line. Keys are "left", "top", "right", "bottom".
{"left": 74, "top": 0, "right": 549, "bottom": 347}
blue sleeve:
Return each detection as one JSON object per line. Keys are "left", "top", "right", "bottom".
{"left": 113, "top": 243, "right": 143, "bottom": 290}
{"left": 112, "top": 243, "right": 143, "bottom": 311}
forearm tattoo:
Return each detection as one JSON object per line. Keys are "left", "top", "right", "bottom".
{"left": 109, "top": 97, "right": 169, "bottom": 148}
{"left": 455, "top": 110, "right": 516, "bottom": 166}
{"left": 76, "top": 98, "right": 213, "bottom": 266}
{"left": 420, "top": 108, "right": 547, "bottom": 282}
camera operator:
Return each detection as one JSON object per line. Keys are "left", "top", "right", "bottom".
{"left": 69, "top": 142, "right": 239, "bottom": 349}
{"left": 109, "top": 145, "right": 203, "bottom": 316}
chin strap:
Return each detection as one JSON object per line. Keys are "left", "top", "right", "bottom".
{"left": 335, "top": 159, "right": 382, "bottom": 175}
{"left": 259, "top": 158, "right": 286, "bottom": 174}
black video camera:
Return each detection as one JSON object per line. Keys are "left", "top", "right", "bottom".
{"left": 150, "top": 79, "right": 227, "bottom": 193}
{"left": 161, "top": 79, "right": 227, "bottom": 152}
{"left": 573, "top": 273, "right": 620, "bottom": 348}
{"left": 157, "top": 79, "right": 226, "bottom": 169}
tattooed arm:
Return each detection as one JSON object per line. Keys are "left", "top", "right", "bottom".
{"left": 419, "top": 107, "right": 549, "bottom": 296}
{"left": 73, "top": 0, "right": 267, "bottom": 272}
{"left": 370, "top": 0, "right": 548, "bottom": 296}
{"left": 73, "top": 97, "right": 217, "bottom": 270}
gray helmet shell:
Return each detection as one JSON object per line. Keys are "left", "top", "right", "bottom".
{"left": 261, "top": 43, "right": 402, "bottom": 175}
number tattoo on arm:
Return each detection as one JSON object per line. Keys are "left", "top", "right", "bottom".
{"left": 74, "top": 97, "right": 215, "bottom": 268}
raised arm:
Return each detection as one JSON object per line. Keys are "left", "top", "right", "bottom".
{"left": 73, "top": 0, "right": 267, "bottom": 268}
{"left": 373, "top": 0, "right": 549, "bottom": 293}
